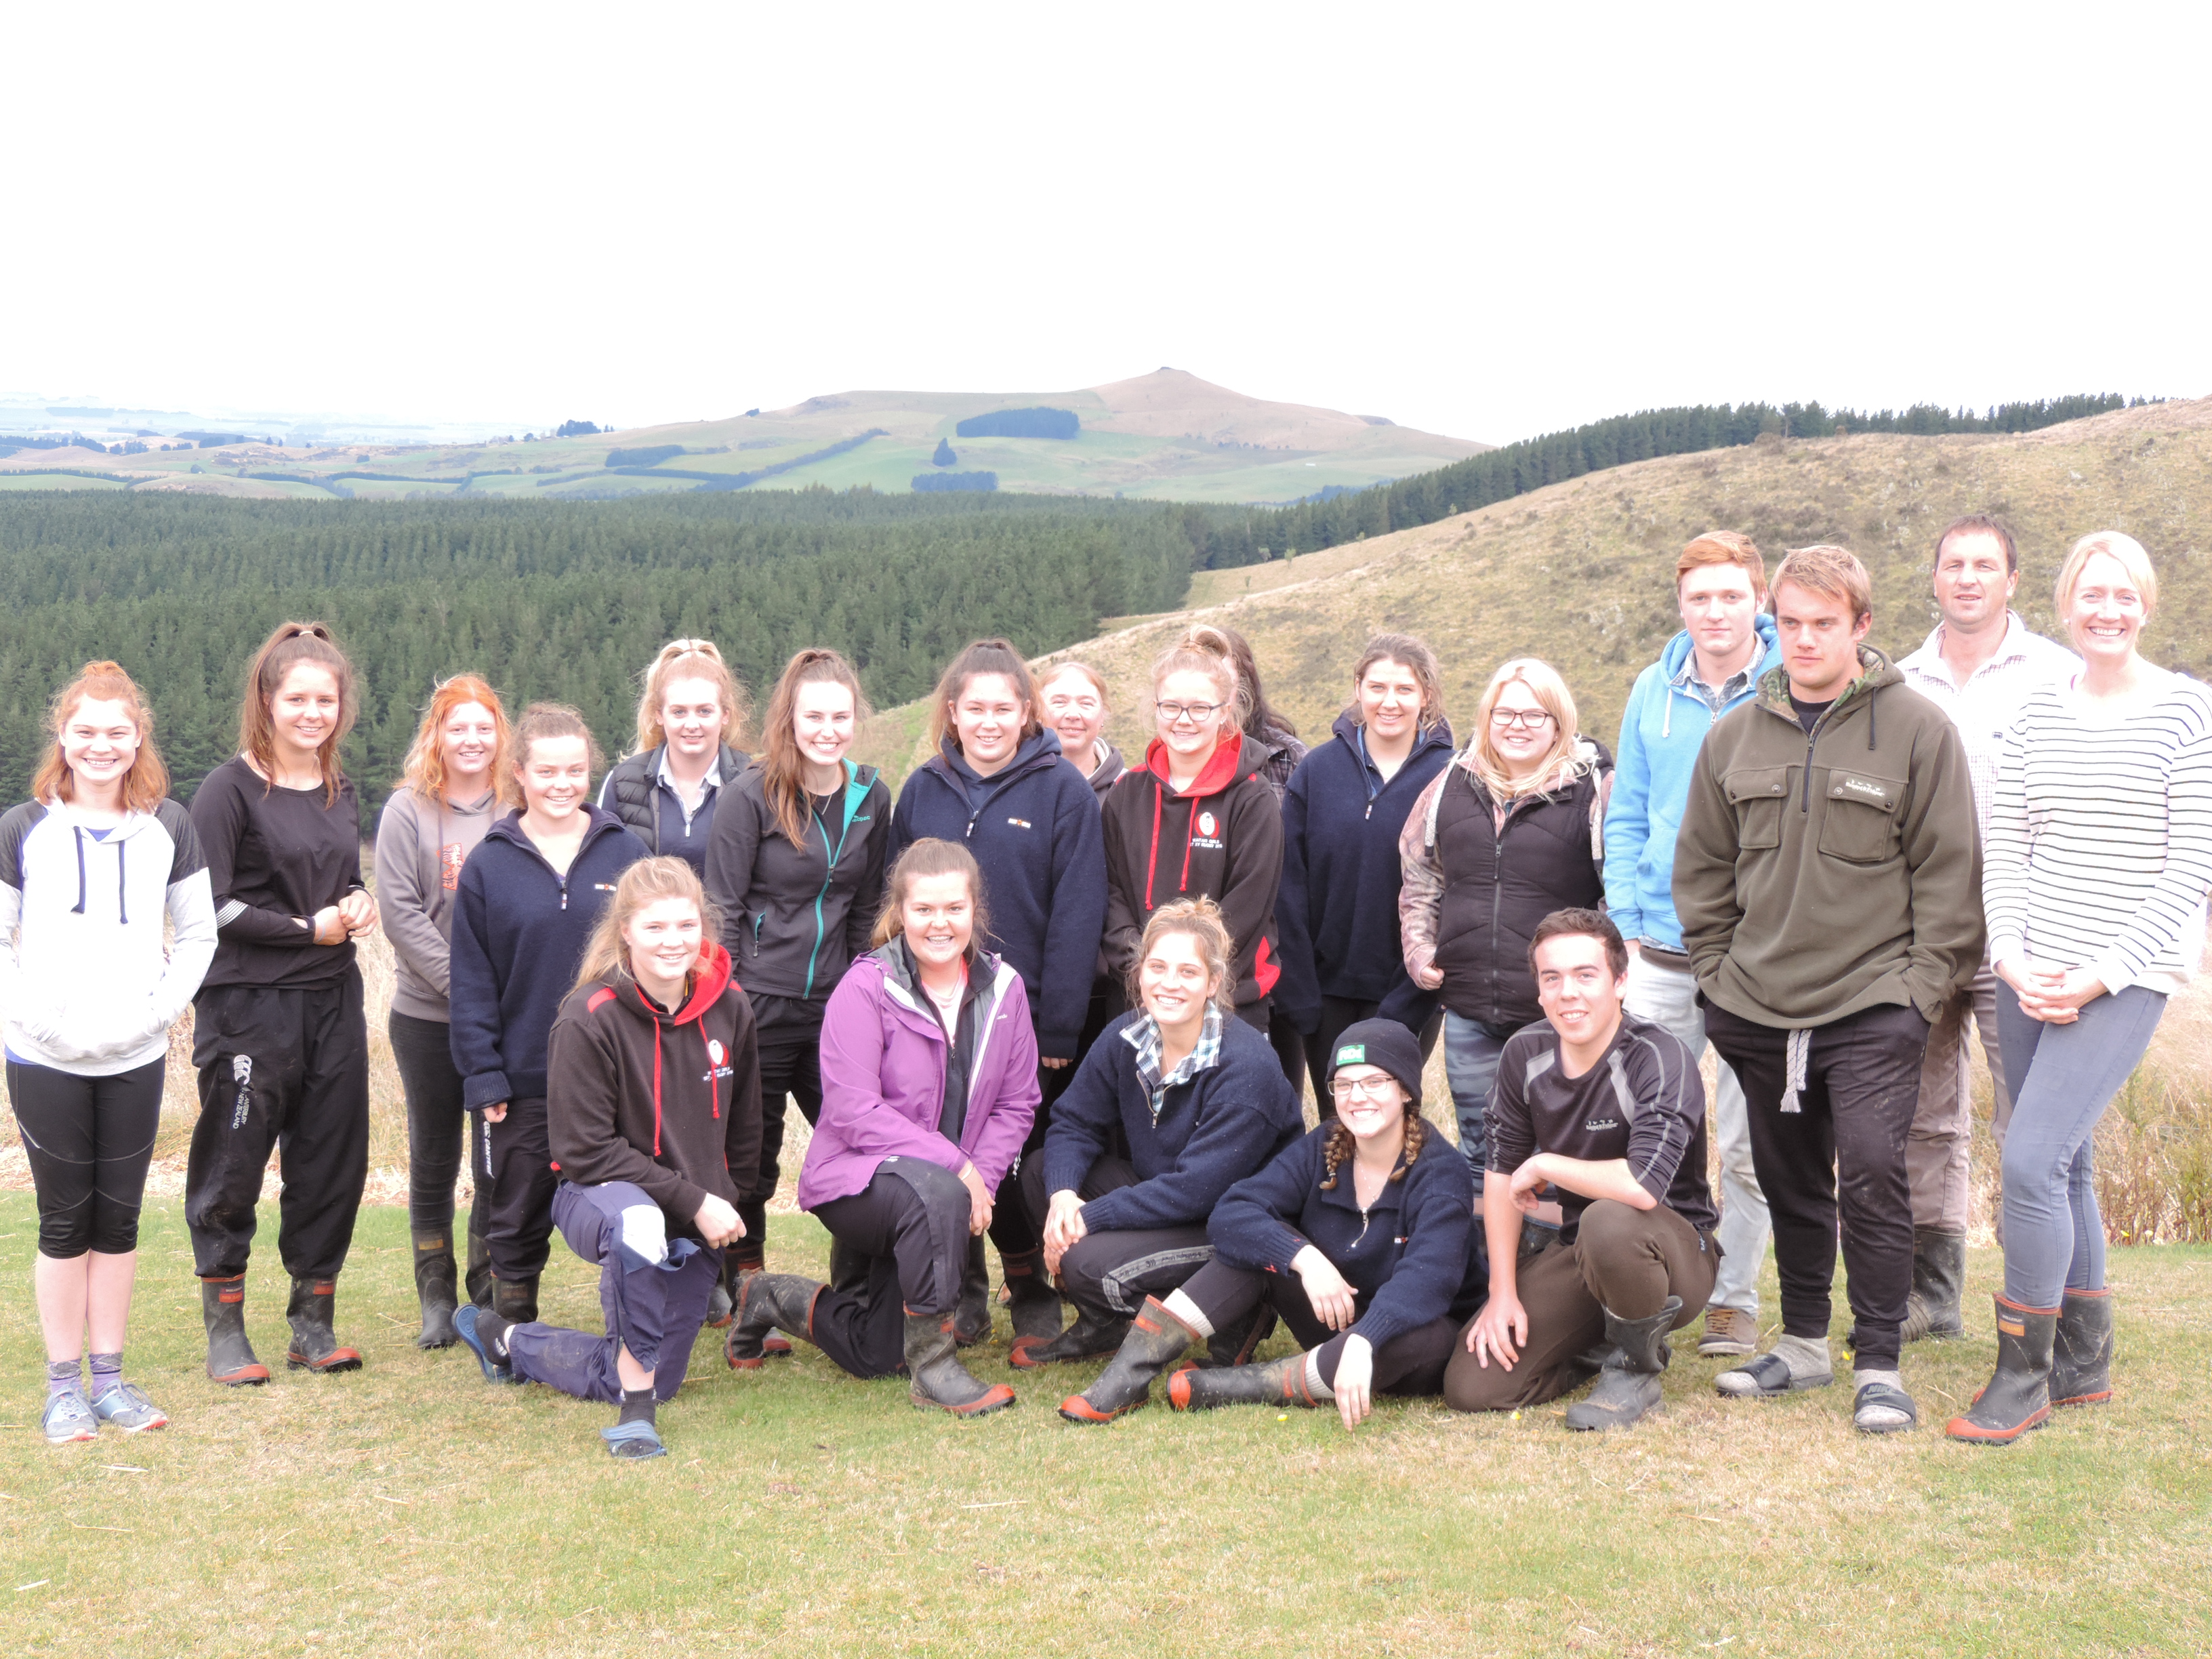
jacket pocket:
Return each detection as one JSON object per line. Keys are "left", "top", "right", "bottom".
{"left": 1818, "top": 771, "right": 1904, "bottom": 864}
{"left": 1722, "top": 765, "right": 1790, "bottom": 851}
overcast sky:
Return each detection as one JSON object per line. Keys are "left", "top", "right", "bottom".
{"left": 7, "top": 3, "right": 2206, "bottom": 446}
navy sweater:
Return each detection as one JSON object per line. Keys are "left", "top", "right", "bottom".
{"left": 448, "top": 807, "right": 649, "bottom": 1109}
{"left": 1042, "top": 1012, "right": 1303, "bottom": 1233}
{"left": 1210, "top": 1122, "right": 1486, "bottom": 1348}
{"left": 1274, "top": 714, "right": 1455, "bottom": 1033}
{"left": 888, "top": 730, "right": 1107, "bottom": 1059}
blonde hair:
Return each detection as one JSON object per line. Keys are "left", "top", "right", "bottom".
{"left": 32, "top": 660, "right": 169, "bottom": 815}
{"left": 2055, "top": 530, "right": 2158, "bottom": 619}
{"left": 1040, "top": 661, "right": 1111, "bottom": 710}
{"left": 1150, "top": 626, "right": 1237, "bottom": 718}
{"left": 1471, "top": 658, "right": 1587, "bottom": 801}
{"left": 398, "top": 674, "right": 514, "bottom": 805}
{"left": 1127, "top": 897, "right": 1236, "bottom": 1011}
{"left": 869, "top": 837, "right": 989, "bottom": 964}
{"left": 238, "top": 621, "right": 356, "bottom": 805}
{"left": 1771, "top": 544, "right": 1873, "bottom": 626}
{"left": 631, "top": 638, "right": 747, "bottom": 756}
{"left": 573, "top": 857, "right": 720, "bottom": 992}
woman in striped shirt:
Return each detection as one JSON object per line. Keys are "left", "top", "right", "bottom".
{"left": 1948, "top": 532, "right": 2212, "bottom": 1446}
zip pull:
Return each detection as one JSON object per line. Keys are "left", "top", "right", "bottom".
{"left": 1364, "top": 802, "right": 1373, "bottom": 821}
{"left": 560, "top": 876, "right": 569, "bottom": 910}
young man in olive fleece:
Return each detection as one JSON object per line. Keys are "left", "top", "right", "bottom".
{"left": 1673, "top": 544, "right": 1983, "bottom": 1435}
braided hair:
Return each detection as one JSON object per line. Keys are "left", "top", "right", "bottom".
{"left": 1317, "top": 1112, "right": 1428, "bottom": 1191}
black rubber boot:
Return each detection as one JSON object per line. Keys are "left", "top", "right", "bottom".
{"left": 491, "top": 1273, "right": 539, "bottom": 1327}
{"left": 1008, "top": 1309, "right": 1129, "bottom": 1370}
{"left": 1168, "top": 1350, "right": 1319, "bottom": 1412}
{"left": 1902, "top": 1227, "right": 1967, "bottom": 1343}
{"left": 954, "top": 1235, "right": 992, "bottom": 1348}
{"left": 2049, "top": 1287, "right": 2114, "bottom": 1407}
{"left": 1059, "top": 1298, "right": 1202, "bottom": 1422}
{"left": 464, "top": 1219, "right": 493, "bottom": 1309}
{"left": 999, "top": 1248, "right": 1063, "bottom": 1345}
{"left": 1198, "top": 1303, "right": 1277, "bottom": 1369}
{"left": 1563, "top": 1296, "right": 1681, "bottom": 1431}
{"left": 412, "top": 1231, "right": 459, "bottom": 1350}
{"left": 285, "top": 1276, "right": 364, "bottom": 1374}
{"left": 1944, "top": 1294, "right": 2057, "bottom": 1446}
{"left": 704, "top": 1279, "right": 735, "bottom": 1330}
{"left": 905, "top": 1311, "right": 1015, "bottom": 1416}
{"left": 726, "top": 1273, "right": 824, "bottom": 1370}
{"left": 201, "top": 1275, "right": 270, "bottom": 1386}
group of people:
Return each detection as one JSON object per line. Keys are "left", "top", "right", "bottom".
{"left": 3, "top": 516, "right": 2205, "bottom": 1459}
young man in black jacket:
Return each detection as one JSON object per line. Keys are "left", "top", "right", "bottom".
{"left": 1444, "top": 909, "right": 1716, "bottom": 1431}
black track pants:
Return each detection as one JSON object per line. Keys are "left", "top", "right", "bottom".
{"left": 1018, "top": 1154, "right": 1212, "bottom": 1322}
{"left": 987, "top": 1049, "right": 1077, "bottom": 1261}
{"left": 6, "top": 1057, "right": 165, "bottom": 1258}
{"left": 480, "top": 1096, "right": 558, "bottom": 1282}
{"left": 1702, "top": 998, "right": 1930, "bottom": 1370}
{"left": 1174, "top": 1254, "right": 1458, "bottom": 1395}
{"left": 733, "top": 993, "right": 825, "bottom": 1270}
{"left": 185, "top": 970, "right": 370, "bottom": 1282}
{"left": 388, "top": 1008, "right": 489, "bottom": 1246}
{"left": 807, "top": 1158, "right": 972, "bottom": 1379}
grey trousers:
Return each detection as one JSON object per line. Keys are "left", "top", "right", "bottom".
{"left": 1906, "top": 962, "right": 2012, "bottom": 1235}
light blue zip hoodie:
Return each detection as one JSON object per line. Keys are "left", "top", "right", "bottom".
{"left": 1603, "top": 615, "right": 1781, "bottom": 951}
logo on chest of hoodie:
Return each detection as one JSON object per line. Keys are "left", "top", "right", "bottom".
{"left": 1189, "top": 809, "right": 1223, "bottom": 850}
{"left": 701, "top": 1036, "right": 734, "bottom": 1084}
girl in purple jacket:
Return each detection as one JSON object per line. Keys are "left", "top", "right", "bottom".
{"left": 726, "top": 838, "right": 1039, "bottom": 1416}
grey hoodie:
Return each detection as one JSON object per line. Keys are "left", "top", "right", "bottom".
{"left": 374, "top": 785, "right": 499, "bottom": 1021}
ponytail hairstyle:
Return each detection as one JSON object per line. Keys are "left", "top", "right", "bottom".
{"left": 870, "top": 836, "right": 990, "bottom": 965}
{"left": 33, "top": 660, "right": 169, "bottom": 815}
{"left": 512, "top": 702, "right": 604, "bottom": 777}
{"left": 630, "top": 638, "right": 748, "bottom": 756}
{"left": 1317, "top": 1105, "right": 1429, "bottom": 1191}
{"left": 238, "top": 621, "right": 357, "bottom": 805}
{"left": 571, "top": 855, "right": 721, "bottom": 993}
{"left": 1149, "top": 627, "right": 1238, "bottom": 722}
{"left": 1347, "top": 632, "right": 1448, "bottom": 736}
{"left": 398, "top": 674, "right": 515, "bottom": 805}
{"left": 924, "top": 637, "right": 1042, "bottom": 753}
{"left": 1208, "top": 622, "right": 1297, "bottom": 741}
{"left": 759, "top": 647, "right": 872, "bottom": 849}
{"left": 1125, "top": 896, "right": 1235, "bottom": 1011}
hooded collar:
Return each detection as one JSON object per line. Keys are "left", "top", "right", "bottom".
{"left": 1142, "top": 729, "right": 1258, "bottom": 798}
{"left": 1754, "top": 644, "right": 1900, "bottom": 722}
{"left": 933, "top": 726, "right": 1064, "bottom": 792}
{"left": 593, "top": 941, "right": 736, "bottom": 1158}
{"left": 486, "top": 802, "right": 632, "bottom": 859}
{"left": 1332, "top": 710, "right": 1455, "bottom": 790}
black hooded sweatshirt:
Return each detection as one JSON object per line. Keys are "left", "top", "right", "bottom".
{"left": 546, "top": 940, "right": 764, "bottom": 1242}
{"left": 1099, "top": 730, "right": 1284, "bottom": 1010}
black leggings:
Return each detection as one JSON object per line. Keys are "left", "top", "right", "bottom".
{"left": 808, "top": 1157, "right": 972, "bottom": 1378}
{"left": 733, "top": 994, "right": 825, "bottom": 1270}
{"left": 387, "top": 1009, "right": 489, "bottom": 1244}
{"left": 6, "top": 1057, "right": 165, "bottom": 1258}
{"left": 1175, "top": 1255, "right": 1458, "bottom": 1395}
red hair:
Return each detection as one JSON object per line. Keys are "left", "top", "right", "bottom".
{"left": 30, "top": 661, "right": 169, "bottom": 815}
{"left": 398, "top": 674, "right": 515, "bottom": 805}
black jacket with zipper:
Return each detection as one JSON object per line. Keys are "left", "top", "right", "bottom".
{"left": 448, "top": 806, "right": 649, "bottom": 1109}
{"left": 703, "top": 759, "right": 891, "bottom": 1003}
{"left": 546, "top": 940, "right": 764, "bottom": 1237}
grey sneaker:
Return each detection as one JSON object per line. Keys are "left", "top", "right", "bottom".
{"left": 89, "top": 1382, "right": 169, "bottom": 1433}
{"left": 41, "top": 1390, "right": 98, "bottom": 1444}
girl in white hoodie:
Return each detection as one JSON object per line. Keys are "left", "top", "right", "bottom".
{"left": 0, "top": 661, "right": 216, "bottom": 1443}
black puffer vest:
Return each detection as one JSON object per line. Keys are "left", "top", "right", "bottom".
{"left": 601, "top": 743, "right": 750, "bottom": 853}
{"left": 1429, "top": 746, "right": 1609, "bottom": 1031}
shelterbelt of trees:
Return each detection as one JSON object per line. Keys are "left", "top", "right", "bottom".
{"left": 0, "top": 491, "right": 1210, "bottom": 813}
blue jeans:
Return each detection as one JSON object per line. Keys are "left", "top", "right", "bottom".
{"left": 1995, "top": 983, "right": 2167, "bottom": 1307}
{"left": 1443, "top": 1012, "right": 1515, "bottom": 1188}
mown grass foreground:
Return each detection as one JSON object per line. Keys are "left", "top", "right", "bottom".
{"left": 1, "top": 1198, "right": 2207, "bottom": 1657}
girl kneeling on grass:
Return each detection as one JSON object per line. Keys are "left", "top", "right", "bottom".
{"left": 454, "top": 857, "right": 762, "bottom": 1460}
{"left": 1059, "top": 1019, "right": 1481, "bottom": 1427}
{"left": 725, "top": 838, "right": 1039, "bottom": 1417}
{"left": 3, "top": 662, "right": 217, "bottom": 1442}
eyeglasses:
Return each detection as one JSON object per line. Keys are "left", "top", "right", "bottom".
{"left": 1329, "top": 1075, "right": 1399, "bottom": 1101}
{"left": 1157, "top": 701, "right": 1221, "bottom": 725}
{"left": 1489, "top": 708, "right": 1557, "bottom": 731}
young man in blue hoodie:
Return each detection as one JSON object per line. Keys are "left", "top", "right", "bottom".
{"left": 1603, "top": 531, "right": 1780, "bottom": 1359}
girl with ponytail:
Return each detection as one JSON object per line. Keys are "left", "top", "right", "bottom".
{"left": 598, "top": 639, "right": 752, "bottom": 874}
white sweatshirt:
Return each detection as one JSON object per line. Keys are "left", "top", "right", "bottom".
{"left": 0, "top": 796, "right": 218, "bottom": 1076}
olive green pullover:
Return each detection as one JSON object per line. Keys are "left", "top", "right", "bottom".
{"left": 1673, "top": 646, "right": 1984, "bottom": 1029}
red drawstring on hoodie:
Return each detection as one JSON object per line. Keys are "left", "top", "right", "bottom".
{"left": 1143, "top": 731, "right": 1244, "bottom": 908}
{"left": 636, "top": 984, "right": 723, "bottom": 1159}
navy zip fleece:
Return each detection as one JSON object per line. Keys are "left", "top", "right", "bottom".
{"left": 888, "top": 731, "right": 1108, "bottom": 1059}
{"left": 705, "top": 760, "right": 890, "bottom": 1002}
{"left": 1273, "top": 712, "right": 1455, "bottom": 1035}
{"left": 448, "top": 807, "right": 649, "bottom": 1109}
{"left": 1209, "top": 1122, "right": 1485, "bottom": 1348}
{"left": 1042, "top": 1010, "right": 1303, "bottom": 1233}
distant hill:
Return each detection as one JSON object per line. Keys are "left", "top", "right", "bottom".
{"left": 853, "top": 396, "right": 2212, "bottom": 784}
{"left": 0, "top": 369, "right": 1489, "bottom": 506}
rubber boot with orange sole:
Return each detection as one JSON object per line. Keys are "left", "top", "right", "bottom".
{"left": 285, "top": 1276, "right": 364, "bottom": 1374}
{"left": 726, "top": 1273, "right": 824, "bottom": 1370}
{"left": 201, "top": 1275, "right": 270, "bottom": 1387}
{"left": 1059, "top": 1296, "right": 1201, "bottom": 1422}
{"left": 2049, "top": 1286, "right": 2114, "bottom": 1408}
{"left": 906, "top": 1311, "right": 1015, "bottom": 1417}
{"left": 1168, "top": 1349, "right": 1320, "bottom": 1412}
{"left": 1944, "top": 1294, "right": 2056, "bottom": 1446}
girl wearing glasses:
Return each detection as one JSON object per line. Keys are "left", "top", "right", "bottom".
{"left": 1397, "top": 659, "right": 1612, "bottom": 1182}
{"left": 186, "top": 622, "right": 380, "bottom": 1383}
{"left": 1099, "top": 626, "right": 1286, "bottom": 1042}
{"left": 598, "top": 640, "right": 751, "bottom": 877}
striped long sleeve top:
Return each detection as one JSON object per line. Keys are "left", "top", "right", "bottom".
{"left": 1983, "top": 677, "right": 2212, "bottom": 996}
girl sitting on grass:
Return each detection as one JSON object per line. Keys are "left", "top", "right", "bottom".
{"left": 455, "top": 856, "right": 762, "bottom": 1460}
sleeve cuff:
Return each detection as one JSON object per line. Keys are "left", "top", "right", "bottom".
{"left": 463, "top": 1073, "right": 513, "bottom": 1110}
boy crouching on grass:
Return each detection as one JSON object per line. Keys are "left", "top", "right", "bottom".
{"left": 457, "top": 857, "right": 762, "bottom": 1460}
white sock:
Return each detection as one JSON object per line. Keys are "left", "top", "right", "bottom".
{"left": 1302, "top": 1349, "right": 1334, "bottom": 1401}
{"left": 1853, "top": 1368, "right": 1911, "bottom": 1426}
{"left": 1771, "top": 1333, "right": 1832, "bottom": 1379}
{"left": 1160, "top": 1290, "right": 1212, "bottom": 1340}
